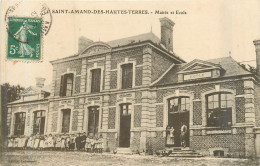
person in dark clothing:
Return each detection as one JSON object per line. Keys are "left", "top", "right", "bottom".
{"left": 75, "top": 133, "right": 81, "bottom": 151}
{"left": 80, "top": 132, "right": 87, "bottom": 151}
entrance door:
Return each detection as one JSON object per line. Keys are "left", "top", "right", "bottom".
{"left": 62, "top": 109, "right": 71, "bottom": 133}
{"left": 169, "top": 111, "right": 189, "bottom": 147}
{"left": 119, "top": 103, "right": 131, "bottom": 147}
{"left": 168, "top": 97, "right": 190, "bottom": 147}
{"left": 88, "top": 106, "right": 99, "bottom": 138}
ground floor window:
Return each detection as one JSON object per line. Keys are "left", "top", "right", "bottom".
{"left": 88, "top": 106, "right": 99, "bottom": 138}
{"left": 62, "top": 109, "right": 71, "bottom": 133}
{"left": 33, "top": 110, "right": 45, "bottom": 135}
{"left": 14, "top": 112, "right": 26, "bottom": 135}
{"left": 207, "top": 93, "right": 233, "bottom": 128}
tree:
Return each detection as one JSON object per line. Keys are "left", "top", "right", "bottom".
{"left": 1, "top": 83, "right": 24, "bottom": 151}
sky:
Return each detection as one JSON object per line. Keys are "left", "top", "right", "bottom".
{"left": 1, "top": 0, "right": 260, "bottom": 88}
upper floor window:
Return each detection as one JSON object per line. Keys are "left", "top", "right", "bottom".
{"left": 14, "top": 112, "right": 26, "bottom": 136}
{"left": 91, "top": 69, "right": 101, "bottom": 93}
{"left": 60, "top": 73, "right": 74, "bottom": 96}
{"left": 33, "top": 110, "right": 45, "bottom": 135}
{"left": 121, "top": 64, "right": 133, "bottom": 89}
{"left": 206, "top": 93, "right": 233, "bottom": 128}
{"left": 168, "top": 97, "right": 190, "bottom": 113}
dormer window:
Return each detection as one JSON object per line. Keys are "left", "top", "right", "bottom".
{"left": 60, "top": 73, "right": 74, "bottom": 96}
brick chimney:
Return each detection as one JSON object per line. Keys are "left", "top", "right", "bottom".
{"left": 35, "top": 77, "right": 45, "bottom": 88}
{"left": 253, "top": 39, "right": 260, "bottom": 77}
{"left": 78, "top": 36, "right": 93, "bottom": 54}
{"left": 160, "top": 17, "right": 175, "bottom": 52}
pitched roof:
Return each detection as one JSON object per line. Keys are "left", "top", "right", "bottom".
{"left": 8, "top": 85, "right": 51, "bottom": 104}
{"left": 154, "top": 56, "right": 252, "bottom": 86}
{"left": 51, "top": 32, "right": 185, "bottom": 64}
{"left": 107, "top": 32, "right": 161, "bottom": 47}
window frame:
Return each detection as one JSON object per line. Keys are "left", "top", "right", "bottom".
{"left": 61, "top": 109, "right": 71, "bottom": 133}
{"left": 120, "top": 103, "right": 132, "bottom": 116}
{"left": 33, "top": 110, "right": 46, "bottom": 135}
{"left": 90, "top": 68, "right": 102, "bottom": 93}
{"left": 168, "top": 96, "right": 190, "bottom": 114}
{"left": 206, "top": 92, "right": 233, "bottom": 128}
{"left": 60, "top": 73, "right": 74, "bottom": 97}
{"left": 121, "top": 63, "right": 133, "bottom": 89}
{"left": 14, "top": 112, "right": 26, "bottom": 136}
{"left": 87, "top": 106, "right": 100, "bottom": 137}
{"left": 118, "top": 61, "right": 136, "bottom": 90}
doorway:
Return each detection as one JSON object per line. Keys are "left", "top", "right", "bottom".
{"left": 88, "top": 106, "right": 99, "bottom": 138}
{"left": 119, "top": 103, "right": 131, "bottom": 147}
{"left": 168, "top": 111, "right": 189, "bottom": 147}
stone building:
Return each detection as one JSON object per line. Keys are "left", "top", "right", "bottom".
{"left": 7, "top": 17, "right": 260, "bottom": 158}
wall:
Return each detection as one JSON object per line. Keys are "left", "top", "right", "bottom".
{"left": 152, "top": 79, "right": 254, "bottom": 157}
{"left": 151, "top": 48, "right": 174, "bottom": 82}
{"left": 7, "top": 102, "right": 49, "bottom": 137}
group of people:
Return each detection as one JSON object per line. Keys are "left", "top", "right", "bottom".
{"left": 166, "top": 124, "right": 188, "bottom": 148}
{"left": 7, "top": 132, "right": 104, "bottom": 153}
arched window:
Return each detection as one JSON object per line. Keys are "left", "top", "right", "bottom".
{"left": 168, "top": 97, "right": 190, "bottom": 113}
{"left": 206, "top": 92, "right": 233, "bottom": 128}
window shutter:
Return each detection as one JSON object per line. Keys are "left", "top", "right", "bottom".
{"left": 60, "top": 75, "right": 64, "bottom": 96}
{"left": 70, "top": 73, "right": 74, "bottom": 96}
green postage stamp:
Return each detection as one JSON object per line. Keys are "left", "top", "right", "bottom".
{"left": 7, "top": 17, "right": 42, "bottom": 61}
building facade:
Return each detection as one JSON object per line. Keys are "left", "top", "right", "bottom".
{"left": 7, "top": 18, "right": 260, "bottom": 158}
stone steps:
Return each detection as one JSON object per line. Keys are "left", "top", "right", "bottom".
{"left": 116, "top": 148, "right": 132, "bottom": 155}
{"left": 160, "top": 147, "right": 203, "bottom": 158}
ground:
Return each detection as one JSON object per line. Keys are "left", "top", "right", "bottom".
{"left": 1, "top": 150, "right": 260, "bottom": 166}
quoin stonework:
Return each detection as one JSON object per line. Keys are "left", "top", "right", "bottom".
{"left": 7, "top": 17, "right": 260, "bottom": 158}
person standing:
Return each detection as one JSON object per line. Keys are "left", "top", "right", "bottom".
{"left": 80, "top": 132, "right": 87, "bottom": 151}
{"left": 75, "top": 133, "right": 81, "bottom": 151}
{"left": 180, "top": 124, "right": 187, "bottom": 148}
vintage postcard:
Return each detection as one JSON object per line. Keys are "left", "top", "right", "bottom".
{"left": 1, "top": 0, "right": 260, "bottom": 165}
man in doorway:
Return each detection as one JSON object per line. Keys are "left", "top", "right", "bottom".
{"left": 180, "top": 123, "right": 187, "bottom": 148}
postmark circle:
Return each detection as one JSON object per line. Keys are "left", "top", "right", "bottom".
{"left": 5, "top": 1, "right": 52, "bottom": 43}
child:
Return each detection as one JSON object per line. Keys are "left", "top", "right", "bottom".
{"left": 34, "top": 133, "right": 40, "bottom": 150}
{"left": 44, "top": 135, "right": 48, "bottom": 150}
{"left": 26, "top": 136, "right": 32, "bottom": 150}
{"left": 13, "top": 136, "right": 18, "bottom": 150}
{"left": 16, "top": 136, "right": 22, "bottom": 150}
{"left": 85, "top": 135, "right": 91, "bottom": 152}
{"left": 31, "top": 135, "right": 36, "bottom": 150}
{"left": 39, "top": 135, "right": 45, "bottom": 151}
{"left": 7, "top": 137, "right": 14, "bottom": 151}
{"left": 65, "top": 134, "right": 70, "bottom": 151}
{"left": 61, "top": 135, "right": 66, "bottom": 151}
{"left": 90, "top": 136, "right": 95, "bottom": 153}
{"left": 20, "top": 135, "right": 27, "bottom": 150}
{"left": 99, "top": 135, "right": 104, "bottom": 153}
{"left": 94, "top": 137, "right": 99, "bottom": 153}
{"left": 47, "top": 134, "right": 54, "bottom": 150}
{"left": 55, "top": 135, "right": 61, "bottom": 151}
{"left": 69, "top": 134, "right": 76, "bottom": 151}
